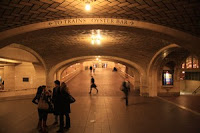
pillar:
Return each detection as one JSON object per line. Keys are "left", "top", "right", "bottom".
{"left": 4, "top": 65, "right": 15, "bottom": 90}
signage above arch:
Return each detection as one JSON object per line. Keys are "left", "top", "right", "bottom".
{"left": 0, "top": 18, "right": 199, "bottom": 44}
{"left": 48, "top": 18, "right": 135, "bottom": 27}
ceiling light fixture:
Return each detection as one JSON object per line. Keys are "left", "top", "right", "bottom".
{"left": 80, "top": 0, "right": 96, "bottom": 11}
{"left": 85, "top": 2, "right": 91, "bottom": 11}
{"left": 91, "top": 30, "right": 102, "bottom": 45}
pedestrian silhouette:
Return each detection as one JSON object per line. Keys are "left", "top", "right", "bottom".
{"left": 89, "top": 66, "right": 93, "bottom": 74}
{"left": 121, "top": 78, "right": 130, "bottom": 106}
{"left": 89, "top": 76, "right": 98, "bottom": 94}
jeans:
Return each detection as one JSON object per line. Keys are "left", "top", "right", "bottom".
{"left": 38, "top": 109, "right": 48, "bottom": 121}
{"left": 59, "top": 113, "right": 70, "bottom": 129}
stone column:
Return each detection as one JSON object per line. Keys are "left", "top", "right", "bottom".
{"left": 4, "top": 65, "right": 15, "bottom": 90}
{"left": 33, "top": 63, "right": 46, "bottom": 87}
{"left": 80, "top": 63, "right": 84, "bottom": 71}
{"left": 148, "top": 69, "right": 158, "bottom": 97}
{"left": 139, "top": 74, "right": 149, "bottom": 96}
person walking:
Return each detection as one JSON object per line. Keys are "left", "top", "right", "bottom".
{"left": 52, "top": 80, "right": 60, "bottom": 125}
{"left": 56, "top": 82, "right": 71, "bottom": 132}
{"left": 89, "top": 76, "right": 98, "bottom": 94}
{"left": 32, "top": 85, "right": 51, "bottom": 133}
{"left": 93, "top": 67, "right": 95, "bottom": 74}
{"left": 121, "top": 78, "right": 130, "bottom": 106}
{"left": 89, "top": 66, "right": 93, "bottom": 74}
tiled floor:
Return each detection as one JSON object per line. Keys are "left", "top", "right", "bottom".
{"left": 162, "top": 95, "right": 200, "bottom": 113}
{"left": 0, "top": 68, "right": 200, "bottom": 133}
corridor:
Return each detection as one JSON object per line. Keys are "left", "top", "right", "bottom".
{"left": 0, "top": 68, "right": 200, "bottom": 133}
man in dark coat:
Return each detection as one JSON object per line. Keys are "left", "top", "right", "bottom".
{"left": 121, "top": 78, "right": 130, "bottom": 106}
{"left": 52, "top": 80, "right": 60, "bottom": 125}
{"left": 56, "top": 82, "right": 71, "bottom": 132}
{"left": 89, "top": 66, "right": 93, "bottom": 74}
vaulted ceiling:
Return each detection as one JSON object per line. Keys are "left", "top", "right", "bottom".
{"left": 0, "top": 25, "right": 176, "bottom": 69}
{"left": 0, "top": 0, "right": 199, "bottom": 71}
{"left": 0, "top": 0, "right": 200, "bottom": 36}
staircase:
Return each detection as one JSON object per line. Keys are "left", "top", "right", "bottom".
{"left": 192, "top": 85, "right": 200, "bottom": 94}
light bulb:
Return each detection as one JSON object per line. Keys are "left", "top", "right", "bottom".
{"left": 97, "top": 34, "right": 101, "bottom": 39}
{"left": 91, "top": 40, "right": 95, "bottom": 45}
{"left": 85, "top": 3, "right": 91, "bottom": 11}
{"left": 97, "top": 39, "right": 101, "bottom": 45}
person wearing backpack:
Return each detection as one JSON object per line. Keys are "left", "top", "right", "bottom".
{"left": 32, "top": 85, "right": 51, "bottom": 133}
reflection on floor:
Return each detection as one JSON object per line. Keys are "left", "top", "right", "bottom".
{"left": 0, "top": 68, "right": 200, "bottom": 133}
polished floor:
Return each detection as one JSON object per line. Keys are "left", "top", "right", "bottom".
{"left": 0, "top": 68, "right": 200, "bottom": 133}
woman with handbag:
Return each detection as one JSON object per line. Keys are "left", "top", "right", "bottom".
{"left": 32, "top": 85, "right": 51, "bottom": 133}
{"left": 56, "top": 82, "right": 71, "bottom": 132}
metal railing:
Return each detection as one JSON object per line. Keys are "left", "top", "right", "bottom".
{"left": 192, "top": 85, "right": 200, "bottom": 94}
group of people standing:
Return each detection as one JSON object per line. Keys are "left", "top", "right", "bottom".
{"left": 32, "top": 68, "right": 131, "bottom": 132}
{"left": 32, "top": 80, "right": 72, "bottom": 133}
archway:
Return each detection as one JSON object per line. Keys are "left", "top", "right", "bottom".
{"left": 147, "top": 44, "right": 192, "bottom": 97}
{"left": 178, "top": 55, "right": 200, "bottom": 95}
{"left": 0, "top": 44, "right": 46, "bottom": 95}
{"left": 47, "top": 56, "right": 146, "bottom": 95}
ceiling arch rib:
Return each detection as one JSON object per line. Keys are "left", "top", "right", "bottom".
{"left": 0, "top": 18, "right": 199, "bottom": 44}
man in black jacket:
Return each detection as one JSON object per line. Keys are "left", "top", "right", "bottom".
{"left": 56, "top": 82, "right": 71, "bottom": 132}
{"left": 52, "top": 80, "right": 60, "bottom": 125}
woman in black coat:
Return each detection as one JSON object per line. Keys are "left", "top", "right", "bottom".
{"left": 56, "top": 82, "right": 71, "bottom": 132}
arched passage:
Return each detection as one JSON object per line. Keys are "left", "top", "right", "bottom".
{"left": 47, "top": 56, "right": 146, "bottom": 95}
{"left": 0, "top": 44, "right": 46, "bottom": 93}
{"left": 147, "top": 44, "right": 193, "bottom": 96}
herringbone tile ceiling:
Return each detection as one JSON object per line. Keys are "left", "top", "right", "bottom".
{"left": 0, "top": 0, "right": 200, "bottom": 36}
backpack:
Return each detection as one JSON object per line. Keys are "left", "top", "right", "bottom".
{"left": 38, "top": 92, "right": 49, "bottom": 110}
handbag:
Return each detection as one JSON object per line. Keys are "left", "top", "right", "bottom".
{"left": 48, "top": 102, "right": 54, "bottom": 113}
{"left": 38, "top": 94, "right": 49, "bottom": 110}
{"left": 69, "top": 95, "right": 76, "bottom": 104}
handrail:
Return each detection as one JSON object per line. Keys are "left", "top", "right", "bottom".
{"left": 192, "top": 85, "right": 200, "bottom": 94}
{"left": 117, "top": 69, "right": 135, "bottom": 89}
{"left": 62, "top": 69, "right": 81, "bottom": 83}
{"left": 118, "top": 70, "right": 134, "bottom": 80}
{"left": 0, "top": 88, "right": 36, "bottom": 92}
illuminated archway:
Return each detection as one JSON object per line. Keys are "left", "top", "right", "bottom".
{"left": 47, "top": 56, "right": 146, "bottom": 95}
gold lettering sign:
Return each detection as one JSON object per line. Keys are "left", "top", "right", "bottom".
{"left": 48, "top": 18, "right": 134, "bottom": 27}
